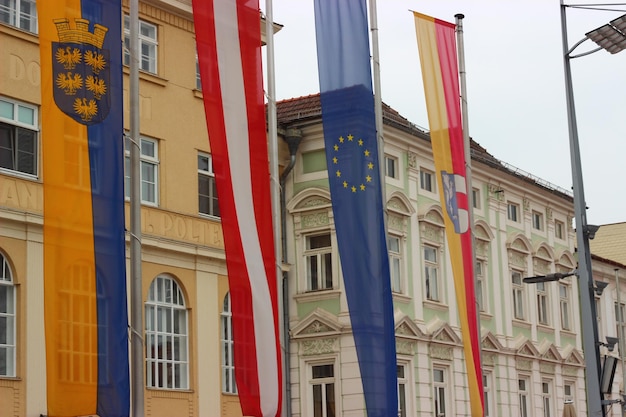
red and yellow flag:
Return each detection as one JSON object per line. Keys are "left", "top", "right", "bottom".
{"left": 414, "top": 11, "right": 484, "bottom": 417}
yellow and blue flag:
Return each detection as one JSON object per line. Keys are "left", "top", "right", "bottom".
{"left": 37, "top": 1, "right": 129, "bottom": 416}
{"left": 314, "top": 1, "right": 398, "bottom": 416}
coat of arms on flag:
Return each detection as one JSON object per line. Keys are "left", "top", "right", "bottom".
{"left": 52, "top": 18, "right": 110, "bottom": 125}
{"left": 441, "top": 171, "right": 469, "bottom": 234}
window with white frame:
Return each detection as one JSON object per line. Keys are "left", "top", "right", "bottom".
{"left": 507, "top": 202, "right": 520, "bottom": 222}
{"left": 560, "top": 282, "right": 571, "bottom": 330}
{"left": 518, "top": 377, "right": 530, "bottom": 417}
{"left": 305, "top": 233, "right": 333, "bottom": 291}
{"left": 512, "top": 270, "right": 525, "bottom": 320}
{"left": 542, "top": 380, "right": 552, "bottom": 417}
{"left": 145, "top": 275, "right": 188, "bottom": 389}
{"left": 124, "top": 15, "right": 158, "bottom": 74}
{"left": 564, "top": 381, "right": 575, "bottom": 404}
{"left": 198, "top": 153, "right": 219, "bottom": 217}
{"left": 388, "top": 235, "right": 402, "bottom": 293}
{"left": 221, "top": 292, "right": 236, "bottom": 394}
{"left": 555, "top": 220, "right": 565, "bottom": 240}
{"left": 433, "top": 367, "right": 448, "bottom": 417}
{"left": 472, "top": 187, "right": 480, "bottom": 209}
{"left": 310, "top": 363, "right": 335, "bottom": 417}
{"left": 385, "top": 155, "right": 397, "bottom": 179}
{"left": 532, "top": 211, "right": 544, "bottom": 231}
{"left": 195, "top": 54, "right": 202, "bottom": 90}
{"left": 124, "top": 135, "right": 158, "bottom": 204}
{"left": 0, "top": 0, "right": 37, "bottom": 32}
{"left": 0, "top": 251, "right": 15, "bottom": 377}
{"left": 0, "top": 97, "right": 38, "bottom": 177}
{"left": 424, "top": 245, "right": 440, "bottom": 302}
{"left": 476, "top": 260, "right": 486, "bottom": 312}
{"left": 616, "top": 302, "right": 626, "bottom": 350}
{"left": 537, "top": 282, "right": 549, "bottom": 325}
{"left": 397, "top": 364, "right": 408, "bottom": 417}
{"left": 483, "top": 372, "right": 493, "bottom": 417}
{"left": 596, "top": 295, "right": 603, "bottom": 341}
{"left": 420, "top": 168, "right": 434, "bottom": 192}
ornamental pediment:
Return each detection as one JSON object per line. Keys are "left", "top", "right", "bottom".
{"left": 291, "top": 308, "right": 341, "bottom": 339}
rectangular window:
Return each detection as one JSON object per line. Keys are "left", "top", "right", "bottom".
{"left": 542, "top": 380, "right": 552, "bottom": 417}
{"left": 302, "top": 149, "right": 327, "bottom": 174}
{"left": 564, "top": 381, "right": 575, "bottom": 404}
{"left": 420, "top": 169, "right": 434, "bottom": 192}
{"left": 0, "top": 0, "right": 37, "bottom": 32}
{"left": 0, "top": 97, "right": 38, "bottom": 176}
{"left": 532, "top": 211, "right": 544, "bottom": 231}
{"left": 507, "top": 202, "right": 520, "bottom": 222}
{"left": 483, "top": 373, "right": 492, "bottom": 417}
{"left": 537, "top": 282, "right": 549, "bottom": 325}
{"left": 616, "top": 302, "right": 626, "bottom": 350}
{"left": 397, "top": 364, "right": 408, "bottom": 417}
{"left": 124, "top": 136, "right": 159, "bottom": 204}
{"left": 555, "top": 220, "right": 565, "bottom": 239}
{"left": 433, "top": 367, "right": 448, "bottom": 417}
{"left": 198, "top": 153, "right": 220, "bottom": 217}
{"left": 472, "top": 187, "right": 480, "bottom": 209}
{"left": 560, "top": 283, "right": 571, "bottom": 330}
{"left": 388, "top": 235, "right": 402, "bottom": 293}
{"left": 385, "top": 155, "right": 397, "bottom": 179}
{"left": 512, "top": 270, "right": 525, "bottom": 320}
{"left": 519, "top": 378, "right": 529, "bottom": 417}
{"left": 476, "top": 260, "right": 486, "bottom": 312}
{"left": 305, "top": 234, "right": 332, "bottom": 291}
{"left": 124, "top": 15, "right": 158, "bottom": 74}
{"left": 424, "top": 245, "right": 439, "bottom": 302}
{"left": 311, "top": 364, "right": 335, "bottom": 417}
{"left": 195, "top": 54, "right": 202, "bottom": 90}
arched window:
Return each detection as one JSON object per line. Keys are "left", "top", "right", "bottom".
{"left": 145, "top": 275, "right": 188, "bottom": 389}
{"left": 221, "top": 292, "right": 236, "bottom": 393}
{"left": 0, "top": 251, "right": 15, "bottom": 377}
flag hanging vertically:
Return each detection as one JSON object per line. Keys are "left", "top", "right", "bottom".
{"left": 192, "top": 1, "right": 282, "bottom": 417}
{"left": 37, "top": 1, "right": 129, "bottom": 416}
{"left": 314, "top": 1, "right": 398, "bottom": 416}
{"left": 414, "top": 12, "right": 484, "bottom": 417}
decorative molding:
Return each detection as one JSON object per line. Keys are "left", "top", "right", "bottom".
{"left": 421, "top": 223, "right": 442, "bottom": 243}
{"left": 482, "top": 352, "right": 496, "bottom": 366}
{"left": 563, "top": 365, "right": 579, "bottom": 376}
{"left": 429, "top": 345, "right": 453, "bottom": 360}
{"left": 301, "top": 197, "right": 330, "bottom": 209}
{"left": 301, "top": 212, "right": 329, "bottom": 229}
{"left": 388, "top": 214, "right": 405, "bottom": 233}
{"left": 516, "top": 358, "right": 533, "bottom": 371}
{"left": 407, "top": 152, "right": 417, "bottom": 169}
{"left": 396, "top": 339, "right": 416, "bottom": 355}
{"left": 540, "top": 362, "right": 556, "bottom": 374}
{"left": 534, "top": 258, "right": 550, "bottom": 274}
{"left": 300, "top": 320, "right": 334, "bottom": 335}
{"left": 301, "top": 338, "right": 337, "bottom": 355}
{"left": 546, "top": 207, "right": 553, "bottom": 221}
{"left": 508, "top": 251, "right": 527, "bottom": 268}
{"left": 523, "top": 197, "right": 530, "bottom": 211}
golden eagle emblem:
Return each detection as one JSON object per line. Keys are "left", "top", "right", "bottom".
{"left": 86, "top": 76, "right": 107, "bottom": 100}
{"left": 84, "top": 50, "right": 106, "bottom": 74}
{"left": 55, "top": 46, "right": 82, "bottom": 70}
{"left": 56, "top": 72, "right": 83, "bottom": 95}
{"left": 73, "top": 98, "right": 98, "bottom": 122}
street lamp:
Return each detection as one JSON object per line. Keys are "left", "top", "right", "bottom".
{"left": 560, "top": 2, "right": 626, "bottom": 417}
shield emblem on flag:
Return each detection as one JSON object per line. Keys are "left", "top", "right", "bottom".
{"left": 52, "top": 40, "right": 110, "bottom": 125}
{"left": 441, "top": 171, "right": 469, "bottom": 234}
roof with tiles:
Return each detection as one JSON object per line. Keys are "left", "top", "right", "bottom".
{"left": 275, "top": 94, "right": 573, "bottom": 202}
{"left": 590, "top": 222, "right": 626, "bottom": 266}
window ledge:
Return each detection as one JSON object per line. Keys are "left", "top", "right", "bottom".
{"left": 123, "top": 66, "right": 168, "bottom": 87}
{"left": 392, "top": 292, "right": 412, "bottom": 304}
{"left": 423, "top": 299, "right": 448, "bottom": 311}
{"left": 193, "top": 89, "right": 203, "bottom": 99}
{"left": 560, "top": 328, "right": 576, "bottom": 337}
{"left": 294, "top": 289, "right": 341, "bottom": 303}
{"left": 0, "top": 23, "right": 38, "bottom": 43}
{"left": 512, "top": 318, "right": 532, "bottom": 329}
{"left": 537, "top": 323, "right": 554, "bottom": 332}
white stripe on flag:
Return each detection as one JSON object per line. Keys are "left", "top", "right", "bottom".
{"left": 213, "top": 1, "right": 279, "bottom": 416}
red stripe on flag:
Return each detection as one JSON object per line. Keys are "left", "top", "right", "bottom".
{"left": 193, "top": 1, "right": 282, "bottom": 416}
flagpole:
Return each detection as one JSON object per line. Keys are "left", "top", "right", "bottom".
{"left": 264, "top": 1, "right": 285, "bottom": 416}
{"left": 129, "top": 0, "right": 144, "bottom": 415}
{"left": 455, "top": 14, "right": 485, "bottom": 416}
{"left": 368, "top": 0, "right": 385, "bottom": 202}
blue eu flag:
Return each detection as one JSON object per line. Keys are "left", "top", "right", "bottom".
{"left": 315, "top": 1, "right": 398, "bottom": 416}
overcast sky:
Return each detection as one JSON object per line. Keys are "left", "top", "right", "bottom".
{"left": 264, "top": 0, "right": 626, "bottom": 226}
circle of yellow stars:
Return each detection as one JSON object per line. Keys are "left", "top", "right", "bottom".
{"left": 332, "top": 133, "right": 375, "bottom": 193}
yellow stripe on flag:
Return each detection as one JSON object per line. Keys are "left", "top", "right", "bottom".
{"left": 39, "top": 1, "right": 99, "bottom": 414}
